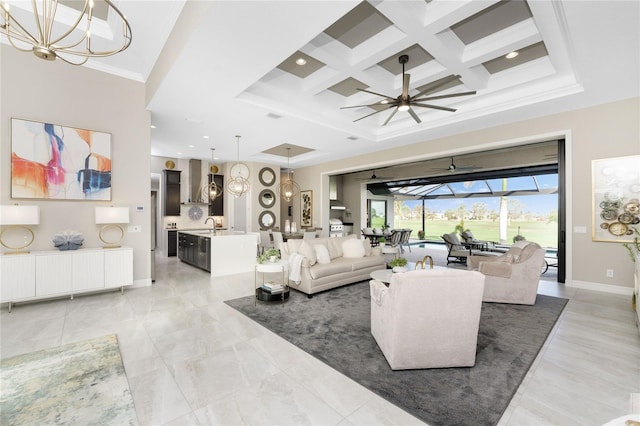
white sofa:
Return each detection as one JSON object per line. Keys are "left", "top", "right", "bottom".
{"left": 279, "top": 234, "right": 385, "bottom": 297}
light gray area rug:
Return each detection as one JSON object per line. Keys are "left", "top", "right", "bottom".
{"left": 0, "top": 334, "right": 138, "bottom": 425}
{"left": 226, "top": 281, "right": 568, "bottom": 426}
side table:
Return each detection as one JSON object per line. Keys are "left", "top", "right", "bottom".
{"left": 254, "top": 259, "right": 289, "bottom": 306}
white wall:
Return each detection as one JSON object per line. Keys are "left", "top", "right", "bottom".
{"left": 292, "top": 97, "right": 640, "bottom": 292}
{"left": 0, "top": 45, "right": 151, "bottom": 286}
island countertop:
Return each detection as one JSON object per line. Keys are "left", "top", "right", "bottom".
{"left": 177, "top": 231, "right": 258, "bottom": 277}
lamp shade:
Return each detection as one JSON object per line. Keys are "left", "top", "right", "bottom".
{"left": 0, "top": 205, "right": 40, "bottom": 225}
{"left": 95, "top": 207, "right": 129, "bottom": 224}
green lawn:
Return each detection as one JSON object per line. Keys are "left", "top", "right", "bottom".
{"left": 392, "top": 218, "right": 558, "bottom": 248}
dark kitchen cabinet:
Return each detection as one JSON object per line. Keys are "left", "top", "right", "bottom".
{"left": 167, "top": 230, "right": 177, "bottom": 257}
{"left": 163, "top": 169, "right": 181, "bottom": 216}
{"left": 178, "top": 232, "right": 210, "bottom": 272}
{"left": 208, "top": 174, "right": 224, "bottom": 216}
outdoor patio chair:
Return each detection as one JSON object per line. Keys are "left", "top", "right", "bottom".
{"left": 441, "top": 232, "right": 474, "bottom": 264}
{"left": 459, "top": 230, "right": 493, "bottom": 251}
{"left": 399, "top": 229, "right": 412, "bottom": 253}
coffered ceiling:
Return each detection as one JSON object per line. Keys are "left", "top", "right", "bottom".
{"left": 6, "top": 0, "right": 636, "bottom": 170}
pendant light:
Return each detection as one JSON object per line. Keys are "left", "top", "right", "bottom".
{"left": 227, "top": 135, "right": 250, "bottom": 197}
{"left": 202, "top": 147, "right": 222, "bottom": 202}
{"left": 1, "top": 0, "right": 132, "bottom": 66}
{"left": 278, "top": 147, "right": 300, "bottom": 202}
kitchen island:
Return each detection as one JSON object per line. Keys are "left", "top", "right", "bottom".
{"left": 178, "top": 230, "right": 258, "bottom": 277}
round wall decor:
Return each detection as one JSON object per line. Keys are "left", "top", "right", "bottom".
{"left": 188, "top": 206, "right": 203, "bottom": 221}
{"left": 258, "top": 167, "right": 276, "bottom": 187}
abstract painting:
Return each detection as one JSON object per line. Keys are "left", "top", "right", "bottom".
{"left": 11, "top": 118, "right": 112, "bottom": 200}
{"left": 301, "top": 190, "right": 312, "bottom": 227}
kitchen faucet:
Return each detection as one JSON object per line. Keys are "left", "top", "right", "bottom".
{"left": 205, "top": 217, "right": 214, "bottom": 231}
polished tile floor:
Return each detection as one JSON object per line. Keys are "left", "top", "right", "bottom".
{"left": 1, "top": 244, "right": 638, "bottom": 425}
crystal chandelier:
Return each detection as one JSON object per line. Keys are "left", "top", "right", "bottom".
{"left": 227, "top": 135, "right": 250, "bottom": 197}
{"left": 202, "top": 148, "right": 222, "bottom": 202}
{"left": 1, "top": 0, "right": 132, "bottom": 66}
{"left": 277, "top": 147, "right": 300, "bottom": 202}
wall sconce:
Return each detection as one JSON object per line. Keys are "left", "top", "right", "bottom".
{"left": 95, "top": 206, "right": 129, "bottom": 248}
{"left": 0, "top": 204, "right": 40, "bottom": 254}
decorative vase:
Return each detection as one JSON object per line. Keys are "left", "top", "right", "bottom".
{"left": 392, "top": 266, "right": 407, "bottom": 273}
{"left": 285, "top": 219, "right": 291, "bottom": 233}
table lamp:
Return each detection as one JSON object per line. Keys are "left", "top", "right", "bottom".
{"left": 95, "top": 206, "right": 129, "bottom": 248}
{"left": 0, "top": 204, "right": 40, "bottom": 254}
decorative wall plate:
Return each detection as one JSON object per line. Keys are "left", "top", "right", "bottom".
{"left": 188, "top": 206, "right": 203, "bottom": 221}
{"left": 608, "top": 222, "right": 628, "bottom": 236}
{"left": 165, "top": 160, "right": 176, "bottom": 169}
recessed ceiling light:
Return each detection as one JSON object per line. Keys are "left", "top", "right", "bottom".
{"left": 295, "top": 58, "right": 307, "bottom": 66}
{"left": 176, "top": 152, "right": 182, "bottom": 156}
{"left": 203, "top": 135, "right": 209, "bottom": 139}
{"left": 150, "top": 125, "right": 156, "bottom": 129}
{"left": 505, "top": 51, "right": 519, "bottom": 59}
{"left": 188, "top": 145, "right": 195, "bottom": 148}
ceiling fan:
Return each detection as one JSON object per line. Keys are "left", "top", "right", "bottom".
{"left": 341, "top": 54, "right": 476, "bottom": 126}
{"left": 428, "top": 157, "right": 481, "bottom": 173}
{"left": 357, "top": 170, "right": 395, "bottom": 181}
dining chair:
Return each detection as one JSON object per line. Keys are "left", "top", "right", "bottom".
{"left": 272, "top": 231, "right": 284, "bottom": 252}
{"left": 259, "top": 230, "right": 273, "bottom": 254}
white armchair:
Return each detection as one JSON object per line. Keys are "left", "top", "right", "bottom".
{"left": 369, "top": 269, "right": 485, "bottom": 370}
{"left": 467, "top": 241, "right": 545, "bottom": 305}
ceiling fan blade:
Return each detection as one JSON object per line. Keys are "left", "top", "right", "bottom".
{"left": 408, "top": 107, "right": 422, "bottom": 124}
{"left": 356, "top": 88, "right": 395, "bottom": 100}
{"left": 402, "top": 73, "right": 410, "bottom": 99}
{"left": 382, "top": 107, "right": 398, "bottom": 126}
{"left": 352, "top": 105, "right": 395, "bottom": 123}
{"left": 341, "top": 102, "right": 390, "bottom": 110}
{"left": 413, "top": 91, "right": 477, "bottom": 102}
{"left": 411, "top": 78, "right": 463, "bottom": 100}
{"left": 413, "top": 103, "right": 457, "bottom": 112}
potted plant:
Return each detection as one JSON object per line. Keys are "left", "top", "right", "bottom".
{"left": 388, "top": 257, "right": 408, "bottom": 272}
{"left": 378, "top": 237, "right": 386, "bottom": 247}
{"left": 257, "top": 248, "right": 280, "bottom": 264}
{"left": 417, "top": 230, "right": 425, "bottom": 240}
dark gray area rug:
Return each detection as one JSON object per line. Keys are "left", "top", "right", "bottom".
{"left": 226, "top": 282, "right": 567, "bottom": 426}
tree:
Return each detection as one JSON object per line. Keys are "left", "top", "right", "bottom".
{"left": 471, "top": 202, "right": 488, "bottom": 220}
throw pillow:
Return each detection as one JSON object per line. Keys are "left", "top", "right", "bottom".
{"left": 298, "top": 240, "right": 317, "bottom": 265}
{"left": 328, "top": 238, "right": 344, "bottom": 259}
{"left": 314, "top": 244, "right": 331, "bottom": 264}
{"left": 342, "top": 238, "right": 365, "bottom": 258}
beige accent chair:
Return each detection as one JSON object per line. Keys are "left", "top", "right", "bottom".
{"left": 467, "top": 241, "right": 545, "bottom": 305}
{"left": 369, "top": 269, "right": 485, "bottom": 370}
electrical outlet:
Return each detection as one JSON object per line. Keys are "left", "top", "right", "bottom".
{"left": 128, "top": 225, "right": 142, "bottom": 233}
{"left": 606, "top": 269, "right": 614, "bottom": 278}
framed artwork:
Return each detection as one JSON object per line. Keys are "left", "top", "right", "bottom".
{"left": 11, "top": 118, "right": 112, "bottom": 200}
{"left": 301, "top": 190, "right": 313, "bottom": 227}
{"left": 592, "top": 154, "right": 640, "bottom": 242}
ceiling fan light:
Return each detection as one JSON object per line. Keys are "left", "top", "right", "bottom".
{"left": 398, "top": 104, "right": 410, "bottom": 112}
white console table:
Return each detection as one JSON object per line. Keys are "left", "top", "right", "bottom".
{"left": 0, "top": 247, "right": 133, "bottom": 312}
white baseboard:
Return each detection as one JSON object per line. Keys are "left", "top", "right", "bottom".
{"left": 567, "top": 280, "right": 634, "bottom": 295}
{"left": 131, "top": 278, "right": 152, "bottom": 288}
